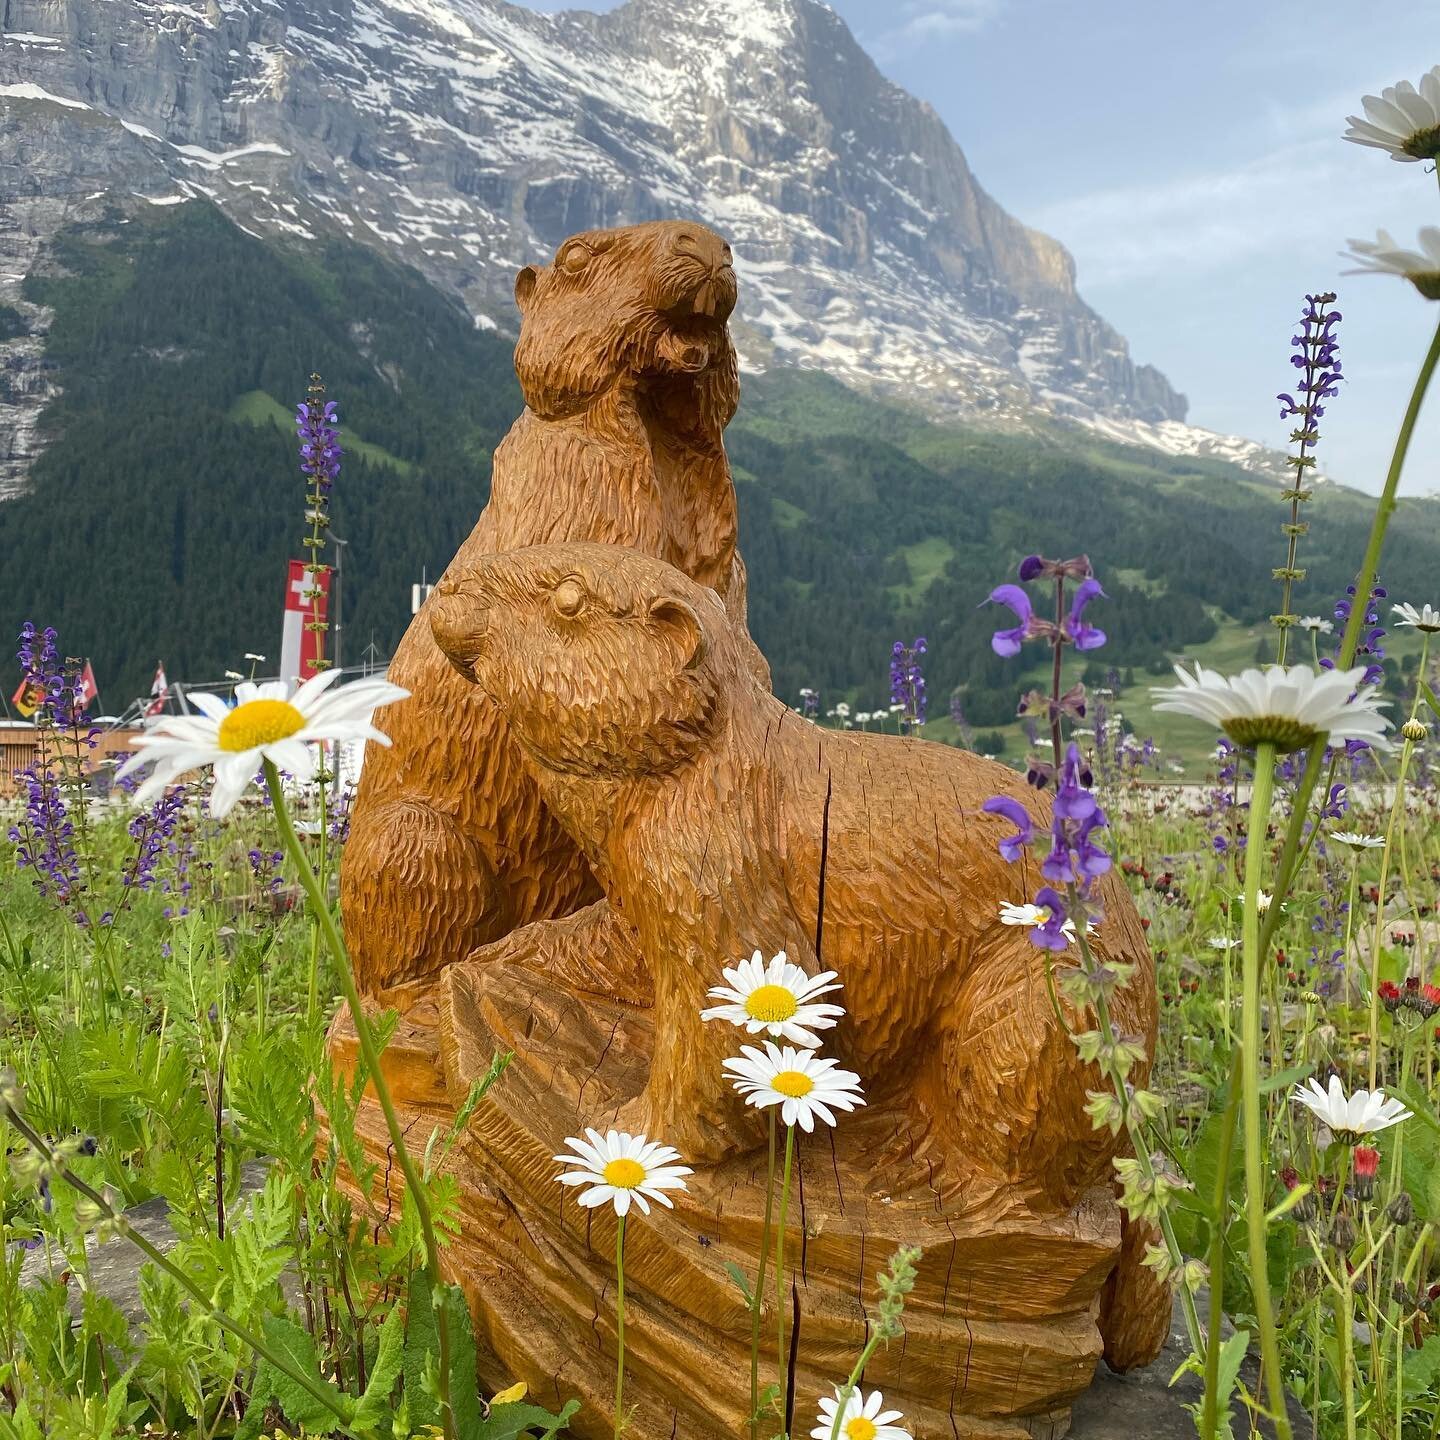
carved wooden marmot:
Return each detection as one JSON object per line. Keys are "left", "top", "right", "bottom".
{"left": 341, "top": 221, "right": 765, "bottom": 992}
{"left": 428, "top": 541, "right": 1158, "bottom": 1209}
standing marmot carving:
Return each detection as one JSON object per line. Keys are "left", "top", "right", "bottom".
{"left": 341, "top": 221, "right": 766, "bottom": 992}
{"left": 428, "top": 541, "right": 1158, "bottom": 1205}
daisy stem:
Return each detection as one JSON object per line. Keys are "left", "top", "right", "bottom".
{"left": 1259, "top": 311, "right": 1440, "bottom": 960}
{"left": 750, "top": 1110, "right": 777, "bottom": 1440}
{"left": 1199, "top": 1050, "right": 1241, "bottom": 1440}
{"left": 826, "top": 1329, "right": 886, "bottom": 1440}
{"left": 775, "top": 1121, "right": 796, "bottom": 1424}
{"left": 1238, "top": 740, "right": 1292, "bottom": 1440}
{"left": 614, "top": 1212, "right": 626, "bottom": 1440}
{"left": 262, "top": 759, "right": 457, "bottom": 1440}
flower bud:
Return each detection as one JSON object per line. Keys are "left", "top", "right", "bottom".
{"left": 1330, "top": 1212, "right": 1356, "bottom": 1250}
{"left": 1394, "top": 1281, "right": 1414, "bottom": 1310}
{"left": 1402, "top": 718, "right": 1428, "bottom": 743}
{"left": 1351, "top": 1145, "right": 1380, "bottom": 1202}
{"left": 1386, "top": 1190, "right": 1415, "bottom": 1227}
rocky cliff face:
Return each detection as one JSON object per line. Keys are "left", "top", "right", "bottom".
{"left": 0, "top": 0, "right": 1214, "bottom": 500}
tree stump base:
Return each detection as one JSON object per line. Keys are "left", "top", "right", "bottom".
{"left": 332, "top": 957, "right": 1137, "bottom": 1440}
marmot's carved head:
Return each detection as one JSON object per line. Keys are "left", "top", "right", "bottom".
{"left": 512, "top": 221, "right": 740, "bottom": 436}
{"left": 430, "top": 543, "right": 731, "bottom": 779}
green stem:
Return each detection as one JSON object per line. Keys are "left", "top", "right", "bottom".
{"left": 1339, "top": 1277, "right": 1358, "bottom": 1440}
{"left": 1260, "top": 312, "right": 1440, "bottom": 956}
{"left": 827, "top": 1328, "right": 887, "bottom": 1440}
{"left": 1200, "top": 1050, "right": 1241, "bottom": 1440}
{"left": 750, "top": 1111, "right": 776, "bottom": 1440}
{"left": 263, "top": 761, "right": 456, "bottom": 1440}
{"left": 1239, "top": 743, "right": 1291, "bottom": 1440}
{"left": 614, "top": 1213, "right": 626, "bottom": 1440}
{"left": 774, "top": 1122, "right": 796, "bottom": 1425}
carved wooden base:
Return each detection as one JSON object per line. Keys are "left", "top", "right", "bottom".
{"left": 330, "top": 956, "right": 1154, "bottom": 1440}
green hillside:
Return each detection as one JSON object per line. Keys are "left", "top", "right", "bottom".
{"left": 2, "top": 200, "right": 1435, "bottom": 770}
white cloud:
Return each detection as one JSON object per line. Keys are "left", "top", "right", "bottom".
{"left": 1028, "top": 124, "right": 1431, "bottom": 295}
{"left": 870, "top": 0, "right": 1003, "bottom": 56}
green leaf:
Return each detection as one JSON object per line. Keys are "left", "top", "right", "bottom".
{"left": 237, "top": 1315, "right": 353, "bottom": 1440}
{"left": 353, "top": 1302, "right": 408, "bottom": 1431}
{"left": 443, "top": 1282, "right": 486, "bottom": 1440}
{"left": 1258, "top": 1062, "right": 1315, "bottom": 1095}
{"left": 723, "top": 1260, "right": 754, "bottom": 1304}
{"left": 479, "top": 1398, "right": 580, "bottom": 1439}
{"left": 402, "top": 1270, "right": 442, "bottom": 1433}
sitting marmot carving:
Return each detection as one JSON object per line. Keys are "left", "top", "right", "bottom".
{"left": 428, "top": 542, "right": 1157, "bottom": 1205}
{"left": 340, "top": 221, "right": 766, "bottom": 993}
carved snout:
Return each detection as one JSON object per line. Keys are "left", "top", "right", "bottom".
{"left": 429, "top": 580, "right": 491, "bottom": 684}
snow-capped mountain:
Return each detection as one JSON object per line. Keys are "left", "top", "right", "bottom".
{"left": 0, "top": 0, "right": 1277, "bottom": 498}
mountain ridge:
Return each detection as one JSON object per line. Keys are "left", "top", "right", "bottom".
{"left": 0, "top": 0, "right": 1294, "bottom": 505}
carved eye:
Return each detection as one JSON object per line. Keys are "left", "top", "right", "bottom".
{"left": 558, "top": 242, "right": 591, "bottom": 275}
{"left": 552, "top": 578, "right": 587, "bottom": 618}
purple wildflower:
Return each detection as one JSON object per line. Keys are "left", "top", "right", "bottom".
{"left": 981, "top": 795, "right": 1034, "bottom": 862}
{"left": 890, "top": 637, "right": 928, "bottom": 732}
{"left": 1063, "top": 578, "right": 1106, "bottom": 651}
{"left": 296, "top": 388, "right": 342, "bottom": 495}
{"left": 987, "top": 585, "right": 1039, "bottom": 657}
{"left": 1031, "top": 887, "right": 1071, "bottom": 951}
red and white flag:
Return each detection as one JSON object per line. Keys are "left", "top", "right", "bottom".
{"left": 280, "top": 560, "right": 330, "bottom": 691}
{"left": 145, "top": 662, "right": 168, "bottom": 716}
{"left": 77, "top": 660, "right": 99, "bottom": 711}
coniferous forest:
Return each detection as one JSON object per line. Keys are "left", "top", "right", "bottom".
{"left": 4, "top": 201, "right": 1438, "bottom": 725}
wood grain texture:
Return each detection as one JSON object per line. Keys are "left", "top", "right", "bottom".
{"left": 339, "top": 220, "right": 764, "bottom": 993}
{"left": 333, "top": 225, "right": 1171, "bottom": 1436}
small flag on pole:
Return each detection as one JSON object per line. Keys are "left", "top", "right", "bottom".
{"left": 145, "top": 662, "right": 169, "bottom": 717}
{"left": 77, "top": 660, "right": 99, "bottom": 712}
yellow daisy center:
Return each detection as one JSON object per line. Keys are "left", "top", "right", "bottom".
{"left": 217, "top": 698, "right": 306, "bottom": 753}
{"left": 772, "top": 1070, "right": 814, "bottom": 1098}
{"left": 745, "top": 983, "right": 799, "bottom": 1024}
{"left": 844, "top": 1418, "right": 877, "bottom": 1440}
{"left": 601, "top": 1157, "right": 647, "bottom": 1190}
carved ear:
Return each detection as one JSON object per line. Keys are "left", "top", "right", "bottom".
{"left": 648, "top": 595, "right": 707, "bottom": 672}
{"left": 514, "top": 265, "right": 539, "bottom": 311}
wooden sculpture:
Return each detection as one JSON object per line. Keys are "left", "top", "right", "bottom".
{"left": 333, "top": 224, "right": 1172, "bottom": 1439}
{"left": 339, "top": 219, "right": 763, "bottom": 993}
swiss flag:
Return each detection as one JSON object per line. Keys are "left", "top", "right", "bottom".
{"left": 77, "top": 660, "right": 99, "bottom": 711}
{"left": 280, "top": 561, "right": 330, "bottom": 690}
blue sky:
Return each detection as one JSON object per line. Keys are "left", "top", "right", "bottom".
{"left": 528, "top": 1, "right": 1439, "bottom": 495}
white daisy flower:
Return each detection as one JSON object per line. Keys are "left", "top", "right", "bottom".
{"left": 1252, "top": 891, "right": 1273, "bottom": 914}
{"left": 553, "top": 1129, "right": 692, "bottom": 1218}
{"left": 1296, "top": 616, "right": 1332, "bottom": 634}
{"left": 1150, "top": 663, "right": 1390, "bottom": 753}
{"left": 118, "top": 671, "right": 408, "bottom": 818}
{"left": 1330, "top": 830, "right": 1385, "bottom": 852}
{"left": 811, "top": 1387, "right": 909, "bottom": 1440}
{"left": 1291, "top": 1075, "right": 1411, "bottom": 1141}
{"left": 723, "top": 1043, "right": 865, "bottom": 1133}
{"left": 1392, "top": 601, "right": 1440, "bottom": 633}
{"left": 1208, "top": 937, "right": 1241, "bottom": 951}
{"left": 997, "top": 900, "right": 1086, "bottom": 943}
{"left": 1343, "top": 66, "right": 1440, "bottom": 162}
{"left": 1343, "top": 229, "right": 1440, "bottom": 301}
{"left": 700, "top": 950, "right": 844, "bottom": 1048}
